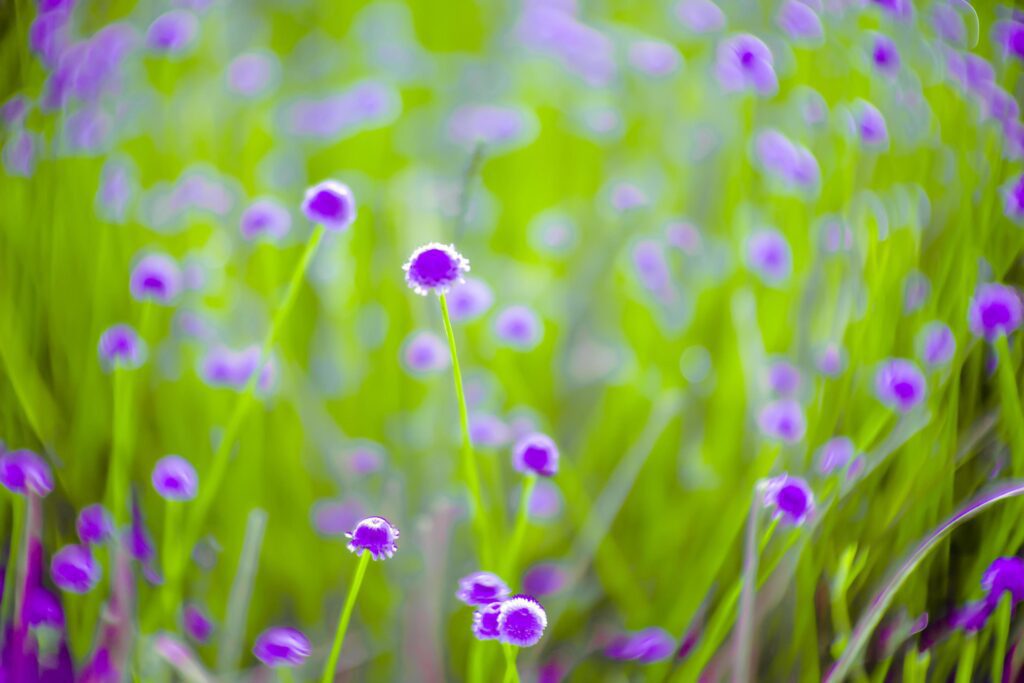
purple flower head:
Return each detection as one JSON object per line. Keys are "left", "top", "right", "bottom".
{"left": 200, "top": 345, "right": 276, "bottom": 393}
{"left": 665, "top": 221, "right": 702, "bottom": 254}
{"left": 151, "top": 455, "right": 198, "bottom": 502}
{"left": 610, "top": 182, "right": 649, "bottom": 212}
{"left": 528, "top": 479, "right": 563, "bottom": 519}
{"left": 312, "top": 499, "right": 364, "bottom": 537}
{"left": 755, "top": 130, "right": 820, "bottom": 191}
{"left": 184, "top": 603, "right": 213, "bottom": 643}
{"left": 903, "top": 272, "right": 930, "bottom": 313}
{"left": 759, "top": 474, "right": 814, "bottom": 525}
{"left": 994, "top": 20, "right": 1024, "bottom": 62}
{"left": 447, "top": 278, "right": 494, "bottom": 322}
{"left": 473, "top": 602, "right": 503, "bottom": 640}
{"left": 498, "top": 595, "right": 548, "bottom": 647}
{"left": 917, "top": 322, "right": 956, "bottom": 367}
{"left": 253, "top": 627, "right": 311, "bottom": 668}
{"left": 241, "top": 198, "right": 291, "bottom": 241}
{"left": 968, "top": 283, "right": 1023, "bottom": 342}
{"left": 3, "top": 132, "right": 36, "bottom": 177}
{"left": 98, "top": 324, "right": 146, "bottom": 370}
{"left": 457, "top": 571, "right": 511, "bottom": 606}
{"left": 403, "top": 331, "right": 450, "bottom": 374}
{"left": 816, "top": 437, "right": 855, "bottom": 475}
{"left": 448, "top": 105, "right": 532, "bottom": 147}
{"left": 757, "top": 399, "right": 806, "bottom": 443}
{"left": 628, "top": 40, "right": 682, "bottom": 77}
{"left": 469, "top": 413, "right": 512, "bottom": 448}
{"left": 403, "top": 242, "right": 470, "bottom": 296}
{"left": 494, "top": 305, "right": 543, "bottom": 350}
{"left": 51, "top": 544, "right": 101, "bottom": 593}
{"left": 715, "top": 34, "right": 777, "bottom": 96}
{"left": 347, "top": 444, "right": 386, "bottom": 476}
{"left": 522, "top": 563, "right": 568, "bottom": 597}
{"left": 981, "top": 83, "right": 1019, "bottom": 125}
{"left": 746, "top": 228, "right": 792, "bottom": 284}
{"left": 765, "top": 360, "right": 801, "bottom": 397}
{"left": 953, "top": 600, "right": 994, "bottom": 633}
{"left": 874, "top": 358, "right": 926, "bottom": 412}
{"left": 777, "top": 1, "right": 822, "bottom": 43}
{"left": 982, "top": 557, "right": 1024, "bottom": 605}
{"left": 870, "top": 34, "right": 900, "bottom": 75}
{"left": 346, "top": 516, "right": 400, "bottom": 560}
{"left": 147, "top": 11, "right": 198, "bottom": 54}
{"left": 606, "top": 628, "right": 676, "bottom": 663}
{"left": 513, "top": 433, "right": 560, "bottom": 477}
{"left": 26, "top": 587, "right": 64, "bottom": 629}
{"left": 130, "top": 252, "right": 183, "bottom": 305}
{"left": 65, "top": 108, "right": 111, "bottom": 153}
{"left": 932, "top": 4, "right": 966, "bottom": 44}
{"left": 0, "top": 450, "right": 53, "bottom": 496}
{"left": 817, "top": 342, "right": 845, "bottom": 376}
{"left": 77, "top": 504, "right": 113, "bottom": 545}
{"left": 633, "top": 240, "right": 671, "bottom": 294}
{"left": 227, "top": 52, "right": 278, "bottom": 97}
{"left": 1004, "top": 174, "right": 1024, "bottom": 222}
{"left": 869, "top": 0, "right": 911, "bottom": 20}
{"left": 853, "top": 100, "right": 888, "bottom": 148}
{"left": 675, "top": 0, "right": 726, "bottom": 34}
{"left": 301, "top": 180, "right": 357, "bottom": 231}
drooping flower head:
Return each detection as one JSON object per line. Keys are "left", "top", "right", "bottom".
{"left": 513, "top": 433, "right": 560, "bottom": 477}
{"left": 0, "top": 449, "right": 54, "bottom": 496}
{"left": 301, "top": 180, "right": 357, "bottom": 231}
{"left": 402, "top": 331, "right": 450, "bottom": 374}
{"left": 403, "top": 242, "right": 470, "bottom": 295}
{"left": 874, "top": 358, "right": 926, "bottom": 412}
{"left": 816, "top": 437, "right": 855, "bottom": 475}
{"left": 757, "top": 400, "right": 806, "bottom": 443}
{"left": 715, "top": 34, "right": 777, "bottom": 96}
{"left": 240, "top": 198, "right": 291, "bottom": 242}
{"left": 498, "top": 595, "right": 548, "bottom": 647}
{"left": 917, "top": 322, "right": 956, "bottom": 367}
{"left": 253, "top": 627, "right": 311, "bottom": 668}
{"left": 98, "top": 323, "right": 147, "bottom": 370}
{"left": 472, "top": 602, "right": 503, "bottom": 641}
{"left": 981, "top": 557, "right": 1024, "bottom": 605}
{"left": 968, "top": 283, "right": 1023, "bottom": 341}
{"left": 77, "top": 503, "right": 113, "bottom": 545}
{"left": 346, "top": 516, "right": 400, "bottom": 560}
{"left": 777, "top": 1, "right": 822, "bottom": 43}
{"left": 759, "top": 474, "right": 814, "bottom": 525}
{"left": 457, "top": 571, "right": 511, "bottom": 606}
{"left": 746, "top": 228, "right": 792, "bottom": 284}
{"left": 51, "top": 544, "right": 101, "bottom": 593}
{"left": 151, "top": 455, "right": 198, "bottom": 502}
{"left": 494, "top": 305, "right": 543, "bottom": 350}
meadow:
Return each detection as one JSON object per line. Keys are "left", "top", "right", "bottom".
{"left": 2, "top": 0, "right": 1024, "bottom": 681}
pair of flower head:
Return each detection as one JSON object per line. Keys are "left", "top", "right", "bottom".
{"left": 456, "top": 571, "right": 548, "bottom": 647}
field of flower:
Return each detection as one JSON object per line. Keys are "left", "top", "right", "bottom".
{"left": 2, "top": 0, "right": 1024, "bottom": 681}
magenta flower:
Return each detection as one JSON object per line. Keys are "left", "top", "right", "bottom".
{"left": 498, "top": 595, "right": 548, "bottom": 647}
{"left": 130, "top": 252, "right": 183, "bottom": 304}
{"left": 968, "top": 283, "right": 1023, "bottom": 341}
{"left": 874, "top": 358, "right": 926, "bottom": 412}
{"left": 472, "top": 602, "right": 503, "bottom": 641}
{"left": 715, "top": 34, "right": 777, "bottom": 96}
{"left": 777, "top": 1, "right": 822, "bottom": 43}
{"left": 675, "top": 0, "right": 725, "bottom": 34}
{"left": 253, "top": 627, "right": 311, "bottom": 668}
{"left": 403, "top": 243, "right": 470, "bottom": 295}
{"left": 447, "top": 278, "right": 494, "bottom": 322}
{"left": 917, "top": 322, "right": 956, "bottom": 367}
{"left": 151, "top": 455, "right": 198, "bottom": 502}
{"left": 402, "top": 331, "right": 450, "bottom": 374}
{"left": 301, "top": 180, "right": 357, "bottom": 231}
{"left": 146, "top": 10, "right": 198, "bottom": 54}
{"left": 184, "top": 603, "right": 213, "bottom": 643}
{"left": 513, "top": 433, "right": 560, "bottom": 477}
{"left": 240, "top": 198, "right": 291, "bottom": 241}
{"left": 982, "top": 557, "right": 1024, "bottom": 605}
{"left": 0, "top": 450, "right": 53, "bottom": 496}
{"left": 77, "top": 504, "right": 113, "bottom": 545}
{"left": 51, "top": 544, "right": 101, "bottom": 593}
{"left": 346, "top": 516, "right": 400, "bottom": 560}
{"left": 870, "top": 34, "right": 900, "bottom": 75}
{"left": 817, "top": 343, "right": 845, "bottom": 376}
{"left": 994, "top": 20, "right": 1024, "bottom": 62}
{"left": 26, "top": 587, "right": 64, "bottom": 629}
{"left": 759, "top": 474, "right": 814, "bottom": 525}
{"left": 457, "top": 571, "right": 511, "bottom": 606}
{"left": 494, "top": 305, "right": 543, "bottom": 350}
{"left": 816, "top": 437, "right": 855, "bottom": 475}
{"left": 746, "top": 228, "right": 792, "bottom": 284}
{"left": 98, "top": 323, "right": 146, "bottom": 370}
{"left": 757, "top": 400, "right": 806, "bottom": 443}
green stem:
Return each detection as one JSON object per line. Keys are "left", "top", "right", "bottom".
{"left": 955, "top": 634, "right": 977, "bottom": 683}
{"left": 1, "top": 496, "right": 24, "bottom": 626}
{"left": 321, "top": 550, "right": 372, "bottom": 683}
{"left": 993, "top": 593, "right": 1012, "bottom": 683}
{"left": 161, "top": 502, "right": 180, "bottom": 622}
{"left": 502, "top": 643, "right": 520, "bottom": 683}
{"left": 503, "top": 476, "right": 536, "bottom": 579}
{"left": 439, "top": 293, "right": 491, "bottom": 568}
{"left": 107, "top": 367, "right": 130, "bottom": 526}
{"left": 733, "top": 496, "right": 762, "bottom": 683}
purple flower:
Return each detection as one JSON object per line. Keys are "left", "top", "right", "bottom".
{"left": 628, "top": 40, "right": 682, "bottom": 77}
{"left": 633, "top": 240, "right": 671, "bottom": 294}
{"left": 675, "top": 0, "right": 726, "bottom": 34}
{"left": 77, "top": 504, "right": 113, "bottom": 545}
{"left": 346, "top": 516, "right": 400, "bottom": 560}
{"left": 606, "top": 628, "right": 676, "bottom": 663}
{"left": 0, "top": 450, "right": 53, "bottom": 496}
{"left": 715, "top": 34, "right": 777, "bottom": 96}
{"left": 472, "top": 602, "right": 503, "bottom": 640}
{"left": 448, "top": 105, "right": 532, "bottom": 147}
{"left": 98, "top": 323, "right": 146, "bottom": 370}
{"left": 953, "top": 600, "right": 994, "bottom": 633}
{"left": 874, "top": 358, "right": 926, "bottom": 412}
{"left": 498, "top": 595, "right": 548, "bottom": 647}
{"left": 26, "top": 587, "right": 64, "bottom": 629}
{"left": 494, "top": 305, "right": 543, "bottom": 350}
{"left": 1003, "top": 174, "right": 1024, "bottom": 222}
{"left": 917, "top": 322, "right": 956, "bottom": 367}
{"left": 968, "top": 283, "right": 1023, "bottom": 342}
{"left": 253, "top": 627, "right": 311, "bottom": 668}
{"left": 610, "top": 182, "right": 649, "bottom": 212}
{"left": 403, "top": 331, "right": 450, "bottom": 374}
{"left": 130, "top": 252, "right": 183, "bottom": 305}
{"left": 931, "top": 4, "right": 965, "bottom": 44}
{"left": 665, "top": 221, "right": 702, "bottom": 254}
{"left": 403, "top": 243, "right": 470, "bottom": 296}
{"left": 147, "top": 11, "right": 198, "bottom": 54}
{"left": 982, "top": 557, "right": 1024, "bottom": 605}
{"left": 853, "top": 100, "right": 888, "bottom": 148}
{"left": 51, "top": 544, "right": 101, "bottom": 593}
{"left": 870, "top": 34, "right": 900, "bottom": 75}
{"left": 777, "top": 1, "right": 822, "bottom": 43}
{"left": 746, "top": 228, "right": 792, "bottom": 284}
{"left": 528, "top": 480, "right": 563, "bottom": 519}
{"left": 759, "top": 474, "right": 814, "bottom": 525}
{"left": 868, "top": 0, "right": 911, "bottom": 21}
{"left": 522, "top": 563, "right": 567, "bottom": 597}
{"left": 903, "top": 272, "right": 930, "bottom": 313}
{"left": 346, "top": 444, "right": 386, "bottom": 476}
{"left": 457, "top": 571, "right": 511, "bottom": 606}
{"left": 184, "top": 603, "right": 213, "bottom": 643}
{"left": 816, "top": 437, "right": 855, "bottom": 475}
{"left": 200, "top": 345, "right": 276, "bottom": 393}
{"left": 4, "top": 131, "right": 36, "bottom": 177}
{"left": 447, "top": 278, "right": 494, "bottom": 322}
{"left": 817, "top": 343, "right": 845, "bottom": 376}
{"left": 994, "top": 20, "right": 1024, "bottom": 62}
{"left": 757, "top": 399, "right": 806, "bottom": 443}
{"left": 469, "top": 413, "right": 512, "bottom": 448}
{"left": 754, "top": 129, "right": 820, "bottom": 192}
{"left": 301, "top": 180, "right": 357, "bottom": 231}
{"left": 151, "top": 455, "right": 198, "bottom": 502}
{"left": 227, "top": 52, "right": 278, "bottom": 97}
{"left": 312, "top": 499, "right": 365, "bottom": 537}
{"left": 513, "top": 433, "right": 559, "bottom": 477}
{"left": 765, "top": 360, "right": 801, "bottom": 397}
{"left": 241, "top": 198, "right": 291, "bottom": 241}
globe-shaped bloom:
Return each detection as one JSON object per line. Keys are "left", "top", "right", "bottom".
{"left": 0, "top": 449, "right": 53, "bottom": 496}
{"left": 494, "top": 305, "right": 543, "bottom": 350}
{"left": 253, "top": 627, "right": 311, "bottom": 668}
{"left": 456, "top": 571, "right": 511, "bottom": 606}
{"left": 522, "top": 563, "right": 568, "bottom": 597}
{"left": 715, "top": 34, "right": 777, "bottom": 96}
{"left": 765, "top": 360, "right": 801, "bottom": 397}
{"left": 346, "top": 516, "right": 400, "bottom": 560}
{"left": 151, "top": 455, "right": 198, "bottom": 501}
{"left": 875, "top": 358, "right": 926, "bottom": 412}
{"left": 917, "top": 322, "right": 956, "bottom": 367}
{"left": 301, "top": 180, "right": 357, "bottom": 231}
{"left": 759, "top": 474, "right": 814, "bottom": 525}
{"left": 77, "top": 503, "right": 113, "bottom": 545}
{"left": 98, "top": 323, "right": 146, "bottom": 370}
{"left": 853, "top": 100, "right": 888, "bottom": 148}
{"left": 130, "top": 252, "right": 183, "bottom": 304}
{"left": 447, "top": 277, "right": 494, "bottom": 322}
{"left": 472, "top": 602, "right": 503, "bottom": 641}
{"left": 227, "top": 51, "right": 278, "bottom": 97}
{"left": 746, "top": 228, "right": 792, "bottom": 284}
{"left": 51, "top": 544, "right": 101, "bottom": 593}
{"left": 146, "top": 10, "right": 198, "bottom": 54}
{"left": 968, "top": 283, "right": 1023, "bottom": 341}
{"left": 402, "top": 331, "right": 450, "bottom": 374}
{"left": 870, "top": 34, "right": 900, "bottom": 76}
{"left": 513, "top": 433, "right": 559, "bottom": 477}
{"left": 816, "top": 437, "right": 855, "bottom": 475}
{"left": 982, "top": 557, "right": 1024, "bottom": 605}
{"left": 403, "top": 243, "right": 470, "bottom": 295}
{"left": 498, "top": 595, "right": 548, "bottom": 647}
{"left": 757, "top": 400, "right": 806, "bottom": 443}
{"left": 240, "top": 198, "right": 291, "bottom": 241}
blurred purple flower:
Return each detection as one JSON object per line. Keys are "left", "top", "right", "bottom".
{"left": 870, "top": 34, "right": 900, "bottom": 75}
{"left": 227, "top": 52, "right": 278, "bottom": 97}
{"left": 715, "top": 34, "right": 777, "bottom": 96}
{"left": 1003, "top": 174, "right": 1024, "bottom": 222}
{"left": 982, "top": 557, "right": 1024, "bottom": 605}
{"left": 917, "top": 322, "right": 956, "bottom": 367}
{"left": 3, "top": 131, "right": 36, "bottom": 177}
{"left": 853, "top": 100, "right": 888, "bottom": 148}
{"left": 522, "top": 563, "right": 567, "bottom": 597}
{"left": 301, "top": 180, "right": 357, "bottom": 231}
{"left": 868, "top": 0, "right": 911, "bottom": 21}
{"left": 757, "top": 399, "right": 806, "bottom": 443}
{"left": 26, "top": 587, "right": 64, "bottom": 629}
{"left": 98, "top": 324, "right": 146, "bottom": 370}
{"left": 498, "top": 595, "right": 547, "bottom": 647}
{"left": 903, "top": 272, "right": 930, "bottom": 313}
{"left": 817, "top": 342, "right": 845, "bottom": 376}
{"left": 494, "top": 305, "right": 543, "bottom": 350}
{"left": 241, "top": 198, "right": 291, "bottom": 241}
{"left": 611, "top": 183, "right": 649, "bottom": 212}
{"left": 184, "top": 603, "right": 213, "bottom": 643}
{"left": 513, "top": 433, "right": 560, "bottom": 477}
{"left": 77, "top": 504, "right": 113, "bottom": 545}
{"left": 51, "top": 545, "right": 101, "bottom": 593}
{"left": 472, "top": 602, "right": 503, "bottom": 640}
{"left": 147, "top": 11, "right": 198, "bottom": 54}
{"left": 469, "top": 413, "right": 512, "bottom": 448}
{"left": 628, "top": 40, "right": 682, "bottom": 77}
{"left": 447, "top": 278, "right": 494, "bottom": 322}
{"left": 402, "top": 331, "right": 450, "bottom": 375}
{"left": 312, "top": 499, "right": 365, "bottom": 537}
{"left": 448, "top": 105, "right": 531, "bottom": 146}
{"left": 765, "top": 360, "right": 801, "bottom": 397}
{"left": 606, "top": 627, "right": 676, "bottom": 663}
{"left": 151, "top": 455, "right": 198, "bottom": 502}
{"left": 994, "top": 20, "right": 1024, "bottom": 62}
{"left": 346, "top": 516, "right": 400, "bottom": 560}
{"left": 968, "top": 283, "right": 1023, "bottom": 342}
{"left": 528, "top": 479, "right": 563, "bottom": 519}
{"left": 931, "top": 4, "right": 966, "bottom": 44}
{"left": 517, "top": 4, "right": 616, "bottom": 86}
{"left": 816, "top": 437, "right": 855, "bottom": 475}
{"left": 759, "top": 474, "right": 814, "bottom": 525}
{"left": 200, "top": 345, "right": 276, "bottom": 393}
{"left": 874, "top": 358, "right": 926, "bottom": 412}
{"left": 253, "top": 627, "right": 311, "bottom": 668}
{"left": 130, "top": 252, "right": 183, "bottom": 305}
{"left": 0, "top": 450, "right": 53, "bottom": 497}
{"left": 633, "top": 240, "right": 671, "bottom": 295}
{"left": 404, "top": 243, "right": 469, "bottom": 296}
{"left": 746, "top": 228, "right": 792, "bottom": 284}
{"left": 777, "top": 1, "right": 822, "bottom": 43}
{"left": 457, "top": 571, "right": 511, "bottom": 606}
{"left": 675, "top": 0, "right": 726, "bottom": 33}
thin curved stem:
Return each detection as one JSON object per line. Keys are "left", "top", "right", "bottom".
{"left": 502, "top": 643, "right": 520, "bottom": 683}
{"left": 733, "top": 493, "right": 762, "bottom": 683}
{"left": 322, "top": 550, "right": 372, "bottom": 683}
